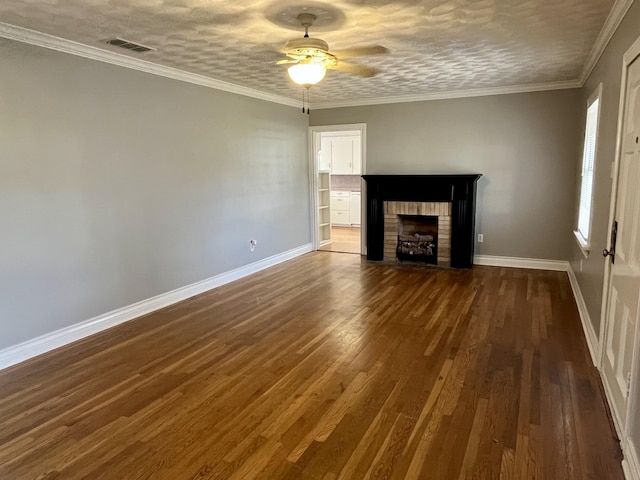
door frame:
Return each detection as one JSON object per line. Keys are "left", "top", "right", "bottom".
{"left": 598, "top": 33, "right": 640, "bottom": 477}
{"left": 308, "top": 123, "right": 367, "bottom": 254}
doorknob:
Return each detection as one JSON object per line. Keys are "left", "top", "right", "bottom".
{"left": 603, "top": 248, "right": 614, "bottom": 258}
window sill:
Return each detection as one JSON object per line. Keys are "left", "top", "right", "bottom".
{"left": 573, "top": 230, "right": 590, "bottom": 259}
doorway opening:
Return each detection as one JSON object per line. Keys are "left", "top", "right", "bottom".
{"left": 309, "top": 124, "right": 366, "bottom": 255}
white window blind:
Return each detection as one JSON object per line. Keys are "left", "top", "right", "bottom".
{"left": 576, "top": 93, "right": 601, "bottom": 247}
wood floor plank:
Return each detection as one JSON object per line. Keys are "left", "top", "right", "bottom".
{"left": 0, "top": 252, "right": 625, "bottom": 479}
{"left": 319, "top": 227, "right": 361, "bottom": 254}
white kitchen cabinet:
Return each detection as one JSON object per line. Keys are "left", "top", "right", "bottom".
{"left": 331, "top": 210, "right": 350, "bottom": 225}
{"left": 352, "top": 141, "right": 362, "bottom": 175}
{"left": 330, "top": 137, "right": 356, "bottom": 174}
{"left": 350, "top": 192, "right": 361, "bottom": 225}
{"left": 320, "top": 133, "right": 362, "bottom": 175}
{"left": 330, "top": 191, "right": 350, "bottom": 225}
{"left": 318, "top": 137, "right": 332, "bottom": 172}
{"left": 330, "top": 196, "right": 350, "bottom": 211}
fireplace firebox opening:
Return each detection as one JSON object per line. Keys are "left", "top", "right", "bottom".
{"left": 396, "top": 215, "right": 438, "bottom": 264}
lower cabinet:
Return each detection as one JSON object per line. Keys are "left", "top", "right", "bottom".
{"left": 350, "top": 192, "right": 361, "bottom": 226}
{"left": 331, "top": 210, "right": 350, "bottom": 225}
{"left": 330, "top": 191, "right": 350, "bottom": 225}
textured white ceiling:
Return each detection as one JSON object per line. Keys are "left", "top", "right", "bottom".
{"left": 0, "top": 0, "right": 615, "bottom": 106}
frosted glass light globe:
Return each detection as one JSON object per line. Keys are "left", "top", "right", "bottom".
{"left": 288, "top": 63, "right": 326, "bottom": 87}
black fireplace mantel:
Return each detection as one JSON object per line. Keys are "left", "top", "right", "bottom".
{"left": 363, "top": 174, "right": 482, "bottom": 269}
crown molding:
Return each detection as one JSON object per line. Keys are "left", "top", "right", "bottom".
{"left": 2, "top": 0, "right": 632, "bottom": 113}
{"left": 312, "top": 80, "right": 582, "bottom": 109}
{"left": 0, "top": 22, "right": 300, "bottom": 108}
{"left": 579, "top": 0, "right": 635, "bottom": 85}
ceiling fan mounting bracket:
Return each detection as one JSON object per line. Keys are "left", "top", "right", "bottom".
{"left": 264, "top": 4, "right": 345, "bottom": 32}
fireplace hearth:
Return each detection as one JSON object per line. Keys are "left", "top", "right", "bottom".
{"left": 363, "top": 175, "right": 481, "bottom": 269}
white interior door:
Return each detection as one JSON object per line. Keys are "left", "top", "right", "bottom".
{"left": 602, "top": 54, "right": 640, "bottom": 433}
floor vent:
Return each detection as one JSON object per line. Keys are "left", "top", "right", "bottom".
{"left": 105, "top": 38, "right": 155, "bottom": 53}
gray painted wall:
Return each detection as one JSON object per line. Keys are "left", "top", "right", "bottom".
{"left": 569, "top": 0, "right": 640, "bottom": 338}
{"left": 0, "top": 38, "right": 310, "bottom": 350}
{"left": 310, "top": 90, "right": 582, "bottom": 261}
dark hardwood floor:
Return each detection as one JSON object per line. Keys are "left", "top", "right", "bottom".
{"left": 0, "top": 252, "right": 623, "bottom": 479}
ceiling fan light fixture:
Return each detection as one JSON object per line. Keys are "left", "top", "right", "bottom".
{"left": 288, "top": 62, "right": 326, "bottom": 87}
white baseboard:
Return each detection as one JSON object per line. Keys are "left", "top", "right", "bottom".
{"left": 623, "top": 439, "right": 640, "bottom": 480}
{"left": 566, "top": 265, "right": 600, "bottom": 367}
{"left": 601, "top": 367, "right": 625, "bottom": 446}
{"left": 473, "top": 255, "right": 569, "bottom": 271}
{"left": 0, "top": 243, "right": 313, "bottom": 371}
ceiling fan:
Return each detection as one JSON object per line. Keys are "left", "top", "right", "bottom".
{"left": 278, "top": 13, "right": 388, "bottom": 88}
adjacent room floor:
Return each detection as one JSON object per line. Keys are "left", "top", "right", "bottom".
{"left": 0, "top": 252, "right": 623, "bottom": 479}
{"left": 319, "top": 226, "right": 361, "bottom": 254}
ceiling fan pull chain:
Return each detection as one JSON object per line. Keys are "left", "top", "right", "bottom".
{"left": 307, "top": 88, "right": 311, "bottom": 114}
{"left": 302, "top": 89, "right": 305, "bottom": 113}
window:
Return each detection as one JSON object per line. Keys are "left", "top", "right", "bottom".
{"left": 574, "top": 84, "right": 602, "bottom": 255}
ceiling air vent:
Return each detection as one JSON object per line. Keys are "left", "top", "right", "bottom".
{"left": 105, "top": 38, "right": 155, "bottom": 53}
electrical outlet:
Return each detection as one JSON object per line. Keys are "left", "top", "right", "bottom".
{"left": 250, "top": 239, "right": 257, "bottom": 252}
{"left": 477, "top": 234, "right": 484, "bottom": 243}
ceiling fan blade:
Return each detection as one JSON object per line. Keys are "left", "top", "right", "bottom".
{"left": 330, "top": 45, "right": 389, "bottom": 59}
{"left": 276, "top": 59, "right": 299, "bottom": 65}
{"left": 330, "top": 61, "right": 380, "bottom": 78}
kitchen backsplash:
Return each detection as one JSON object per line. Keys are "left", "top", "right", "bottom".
{"left": 331, "top": 175, "right": 361, "bottom": 191}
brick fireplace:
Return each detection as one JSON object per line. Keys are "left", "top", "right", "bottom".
{"left": 363, "top": 175, "right": 481, "bottom": 269}
{"left": 384, "top": 201, "right": 451, "bottom": 266}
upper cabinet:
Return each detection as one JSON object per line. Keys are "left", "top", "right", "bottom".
{"left": 352, "top": 139, "right": 361, "bottom": 175}
{"left": 330, "top": 137, "right": 355, "bottom": 174}
{"left": 318, "top": 131, "right": 362, "bottom": 175}
{"left": 318, "top": 137, "right": 332, "bottom": 172}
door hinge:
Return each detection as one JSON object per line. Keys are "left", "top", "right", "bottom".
{"left": 626, "top": 371, "right": 632, "bottom": 398}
